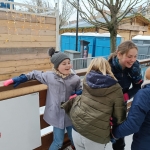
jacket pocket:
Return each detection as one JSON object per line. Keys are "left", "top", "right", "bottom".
{"left": 47, "top": 104, "right": 53, "bottom": 111}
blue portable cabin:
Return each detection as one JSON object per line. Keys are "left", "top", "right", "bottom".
{"left": 61, "top": 32, "right": 122, "bottom": 57}
{"left": 0, "top": 0, "right": 14, "bottom": 9}
{"left": 61, "top": 32, "right": 81, "bottom": 52}
{"left": 95, "top": 33, "right": 122, "bottom": 57}
{"left": 79, "top": 32, "right": 101, "bottom": 57}
{"left": 132, "top": 35, "right": 150, "bottom": 57}
{"left": 61, "top": 32, "right": 102, "bottom": 57}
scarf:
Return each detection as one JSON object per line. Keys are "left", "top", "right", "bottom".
{"left": 112, "top": 56, "right": 123, "bottom": 71}
{"left": 52, "top": 68, "right": 71, "bottom": 78}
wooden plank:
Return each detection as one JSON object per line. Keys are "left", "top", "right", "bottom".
{"left": 0, "top": 20, "right": 56, "bottom": 30}
{"left": 0, "top": 63, "right": 52, "bottom": 74}
{"left": 0, "top": 11, "right": 56, "bottom": 24}
{"left": 0, "top": 26, "right": 56, "bottom": 36}
{"left": 0, "top": 41, "right": 56, "bottom": 48}
{"left": 40, "top": 115, "right": 49, "bottom": 129}
{"left": 75, "top": 59, "right": 150, "bottom": 76}
{"left": 0, "top": 34, "right": 55, "bottom": 42}
{"left": 0, "top": 58, "right": 50, "bottom": 68}
{"left": 26, "top": 28, "right": 56, "bottom": 36}
{"left": 39, "top": 90, "right": 47, "bottom": 107}
{"left": 0, "top": 69, "right": 51, "bottom": 81}
{"left": 76, "top": 68, "right": 87, "bottom": 76}
{"left": 0, "top": 72, "right": 29, "bottom": 81}
{"left": 0, "top": 53, "right": 50, "bottom": 61}
{"left": 0, "top": 80, "right": 41, "bottom": 92}
{"left": 139, "top": 59, "right": 150, "bottom": 64}
{"left": 0, "top": 84, "right": 48, "bottom": 100}
{"left": 118, "top": 24, "right": 148, "bottom": 31}
{"left": 0, "top": 47, "right": 53, "bottom": 55}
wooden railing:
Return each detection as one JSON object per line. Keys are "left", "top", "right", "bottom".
{"left": 0, "top": 58, "right": 150, "bottom": 150}
{"left": 0, "top": 0, "right": 56, "bottom": 17}
{"left": 118, "top": 24, "right": 148, "bottom": 31}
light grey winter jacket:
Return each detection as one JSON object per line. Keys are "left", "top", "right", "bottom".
{"left": 26, "top": 70, "right": 82, "bottom": 129}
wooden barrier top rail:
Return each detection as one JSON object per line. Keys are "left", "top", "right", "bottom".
{"left": 0, "top": 58, "right": 150, "bottom": 101}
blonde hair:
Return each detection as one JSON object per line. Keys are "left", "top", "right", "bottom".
{"left": 86, "top": 57, "right": 117, "bottom": 80}
{"left": 145, "top": 67, "right": 150, "bottom": 80}
{"left": 108, "top": 41, "right": 138, "bottom": 61}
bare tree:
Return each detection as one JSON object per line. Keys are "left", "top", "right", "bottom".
{"left": 59, "top": 0, "right": 75, "bottom": 28}
{"left": 25, "top": 0, "right": 74, "bottom": 28}
{"left": 67, "top": 0, "right": 144, "bottom": 53}
{"left": 24, "top": 0, "right": 51, "bottom": 13}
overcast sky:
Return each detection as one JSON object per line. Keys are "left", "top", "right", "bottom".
{"left": 14, "top": 0, "right": 76, "bottom": 21}
{"left": 14, "top": 0, "right": 148, "bottom": 21}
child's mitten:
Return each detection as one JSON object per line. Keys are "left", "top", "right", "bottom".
{"left": 69, "top": 90, "right": 82, "bottom": 100}
{"left": 123, "top": 93, "right": 129, "bottom": 102}
{"left": 3, "top": 74, "right": 28, "bottom": 87}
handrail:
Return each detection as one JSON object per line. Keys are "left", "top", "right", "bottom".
{"left": 0, "top": 58, "right": 150, "bottom": 150}
{"left": 0, "top": 0, "right": 56, "bottom": 17}
{"left": 75, "top": 58, "right": 150, "bottom": 76}
{"left": 0, "top": 58, "right": 150, "bottom": 101}
{"left": 139, "top": 58, "right": 150, "bottom": 64}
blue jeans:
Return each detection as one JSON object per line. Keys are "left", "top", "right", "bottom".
{"left": 49, "top": 126, "right": 74, "bottom": 150}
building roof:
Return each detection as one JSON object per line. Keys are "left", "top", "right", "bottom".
{"left": 61, "top": 18, "right": 106, "bottom": 29}
{"left": 61, "top": 32, "right": 122, "bottom": 37}
{"left": 61, "top": 14, "right": 150, "bottom": 29}
{"left": 132, "top": 35, "right": 150, "bottom": 40}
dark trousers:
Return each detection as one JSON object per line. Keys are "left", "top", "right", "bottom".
{"left": 112, "top": 137, "right": 125, "bottom": 150}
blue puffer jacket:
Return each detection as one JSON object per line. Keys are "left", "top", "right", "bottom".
{"left": 113, "top": 81, "right": 150, "bottom": 150}
{"left": 109, "top": 57, "right": 142, "bottom": 99}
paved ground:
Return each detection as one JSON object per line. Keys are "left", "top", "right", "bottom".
{"left": 64, "top": 134, "right": 133, "bottom": 150}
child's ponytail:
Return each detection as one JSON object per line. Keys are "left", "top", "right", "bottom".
{"left": 108, "top": 51, "right": 117, "bottom": 62}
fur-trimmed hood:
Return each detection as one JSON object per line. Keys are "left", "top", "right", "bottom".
{"left": 141, "top": 80, "right": 150, "bottom": 88}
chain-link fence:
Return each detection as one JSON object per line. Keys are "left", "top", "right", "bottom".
{"left": 71, "top": 54, "right": 150, "bottom": 70}
{"left": 71, "top": 56, "right": 109, "bottom": 70}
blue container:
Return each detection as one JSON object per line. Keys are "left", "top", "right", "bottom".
{"left": 80, "top": 35, "right": 96, "bottom": 57}
{"left": 61, "top": 33, "right": 81, "bottom": 52}
{"left": 61, "top": 33, "right": 98, "bottom": 57}
{"left": 61, "top": 33, "right": 122, "bottom": 57}
{"left": 95, "top": 33, "right": 121, "bottom": 57}
{"left": 0, "top": 0, "right": 14, "bottom": 9}
{"left": 69, "top": 36, "right": 81, "bottom": 51}
{"left": 61, "top": 35, "right": 70, "bottom": 51}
